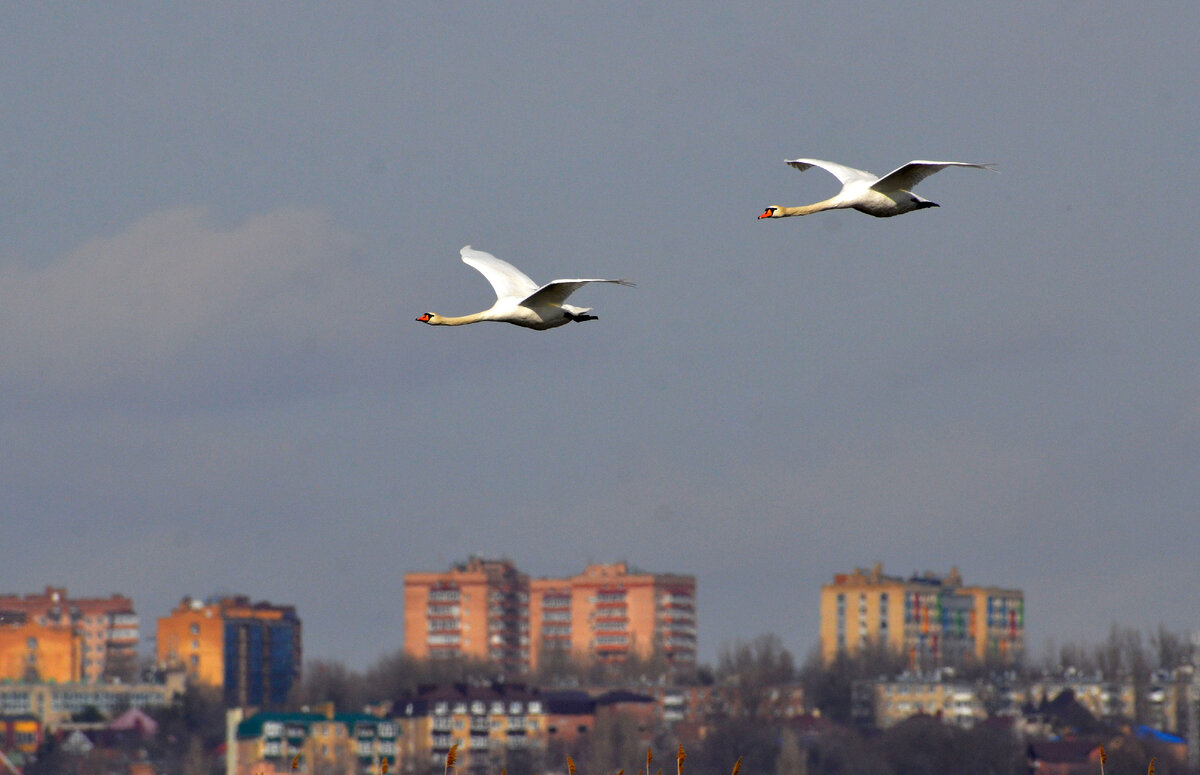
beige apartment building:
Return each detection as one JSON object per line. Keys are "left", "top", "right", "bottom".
{"left": 820, "top": 564, "right": 1023, "bottom": 670}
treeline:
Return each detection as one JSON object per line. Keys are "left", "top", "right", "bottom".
{"left": 287, "top": 623, "right": 1198, "bottom": 716}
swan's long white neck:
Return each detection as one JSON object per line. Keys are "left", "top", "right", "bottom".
{"left": 775, "top": 197, "right": 845, "bottom": 217}
{"left": 426, "top": 311, "right": 491, "bottom": 326}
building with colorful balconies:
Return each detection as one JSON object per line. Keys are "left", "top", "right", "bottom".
{"left": 819, "top": 564, "right": 1023, "bottom": 670}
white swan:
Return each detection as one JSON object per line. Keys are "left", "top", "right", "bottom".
{"left": 759, "top": 158, "right": 997, "bottom": 219}
{"left": 416, "top": 245, "right": 633, "bottom": 330}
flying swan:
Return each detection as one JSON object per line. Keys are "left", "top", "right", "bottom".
{"left": 416, "top": 245, "right": 633, "bottom": 330}
{"left": 758, "top": 158, "right": 997, "bottom": 219}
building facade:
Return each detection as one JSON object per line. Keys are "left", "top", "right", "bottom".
{"left": 157, "top": 595, "right": 302, "bottom": 707}
{"left": 404, "top": 557, "right": 529, "bottom": 672}
{"left": 852, "top": 676, "right": 987, "bottom": 729}
{"left": 404, "top": 558, "right": 697, "bottom": 674}
{"left": 394, "top": 682, "right": 546, "bottom": 775}
{"left": 0, "top": 673, "right": 184, "bottom": 726}
{"left": 233, "top": 709, "right": 397, "bottom": 775}
{"left": 0, "top": 621, "right": 80, "bottom": 684}
{"left": 819, "top": 564, "right": 1024, "bottom": 670}
{"left": 529, "top": 562, "right": 697, "bottom": 671}
{"left": 0, "top": 586, "right": 139, "bottom": 683}
{"left": 0, "top": 715, "right": 41, "bottom": 758}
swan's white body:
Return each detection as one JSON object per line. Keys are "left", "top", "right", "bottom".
{"left": 417, "top": 246, "right": 633, "bottom": 330}
{"left": 759, "top": 158, "right": 996, "bottom": 219}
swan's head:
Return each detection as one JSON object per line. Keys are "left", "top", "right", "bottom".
{"left": 759, "top": 206, "right": 781, "bottom": 219}
{"left": 416, "top": 312, "right": 439, "bottom": 325}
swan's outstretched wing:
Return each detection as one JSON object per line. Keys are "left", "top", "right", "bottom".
{"left": 785, "top": 158, "right": 876, "bottom": 184}
{"left": 521, "top": 278, "right": 635, "bottom": 309}
{"left": 460, "top": 245, "right": 539, "bottom": 301}
{"left": 872, "top": 161, "right": 997, "bottom": 193}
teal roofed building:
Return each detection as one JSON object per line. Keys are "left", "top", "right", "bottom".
{"left": 232, "top": 708, "right": 397, "bottom": 775}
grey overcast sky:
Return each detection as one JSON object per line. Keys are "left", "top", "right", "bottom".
{"left": 3, "top": 4, "right": 1198, "bottom": 670}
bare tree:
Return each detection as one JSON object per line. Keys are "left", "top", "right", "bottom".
{"left": 1151, "top": 625, "right": 1188, "bottom": 671}
{"left": 586, "top": 710, "right": 646, "bottom": 773}
{"left": 716, "top": 634, "right": 796, "bottom": 720}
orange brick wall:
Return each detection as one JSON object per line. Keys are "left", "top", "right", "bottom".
{"left": 0, "top": 622, "right": 80, "bottom": 682}
{"left": 156, "top": 601, "right": 226, "bottom": 686}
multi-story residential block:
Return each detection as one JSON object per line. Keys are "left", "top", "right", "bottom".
{"left": 394, "top": 682, "right": 546, "bottom": 775}
{"left": 819, "top": 564, "right": 1023, "bottom": 670}
{"left": 404, "top": 557, "right": 529, "bottom": 672}
{"left": 852, "top": 676, "right": 987, "bottom": 729}
{"left": 157, "top": 595, "right": 302, "bottom": 708}
{"left": 232, "top": 709, "right": 397, "bottom": 775}
{"left": 0, "top": 586, "right": 139, "bottom": 682}
{"left": 1013, "top": 677, "right": 1137, "bottom": 723}
{"left": 530, "top": 562, "right": 697, "bottom": 670}
{"left": 404, "top": 558, "right": 697, "bottom": 674}
{"left": 0, "top": 672, "right": 184, "bottom": 726}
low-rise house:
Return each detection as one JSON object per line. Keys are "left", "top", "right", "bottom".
{"left": 542, "top": 690, "right": 595, "bottom": 745}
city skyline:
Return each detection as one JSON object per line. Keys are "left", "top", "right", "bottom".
{"left": 11, "top": 559, "right": 1194, "bottom": 679}
{"left": 3, "top": 5, "right": 1199, "bottom": 673}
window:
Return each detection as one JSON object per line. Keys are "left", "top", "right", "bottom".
{"left": 190, "top": 623, "right": 200, "bottom": 635}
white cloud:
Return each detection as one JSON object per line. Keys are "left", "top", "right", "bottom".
{"left": 1, "top": 207, "right": 390, "bottom": 407}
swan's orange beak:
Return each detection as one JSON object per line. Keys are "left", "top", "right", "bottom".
{"left": 758, "top": 208, "right": 773, "bottom": 219}
{"left": 416, "top": 313, "right": 431, "bottom": 322}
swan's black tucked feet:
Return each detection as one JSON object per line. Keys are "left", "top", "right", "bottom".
{"left": 567, "top": 312, "right": 598, "bottom": 323}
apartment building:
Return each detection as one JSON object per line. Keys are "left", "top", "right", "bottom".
{"left": 529, "top": 562, "right": 697, "bottom": 670}
{"left": 852, "top": 676, "right": 987, "bottom": 729}
{"left": 404, "top": 558, "right": 697, "bottom": 673}
{"left": 0, "top": 586, "right": 139, "bottom": 682}
{"left": 404, "top": 557, "right": 529, "bottom": 672}
{"left": 232, "top": 709, "right": 397, "bottom": 775}
{"left": 819, "top": 564, "right": 1023, "bottom": 670}
{"left": 394, "top": 682, "right": 546, "bottom": 775}
{"left": 0, "top": 672, "right": 184, "bottom": 726}
{"left": 157, "top": 595, "right": 302, "bottom": 708}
